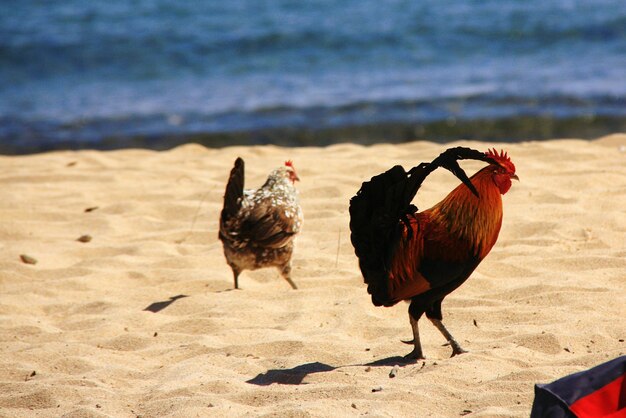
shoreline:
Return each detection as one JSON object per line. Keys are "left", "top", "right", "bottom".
{"left": 3, "top": 114, "right": 626, "bottom": 155}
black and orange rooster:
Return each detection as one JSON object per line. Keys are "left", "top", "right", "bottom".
{"left": 349, "top": 147, "right": 518, "bottom": 359}
{"left": 219, "top": 158, "right": 302, "bottom": 290}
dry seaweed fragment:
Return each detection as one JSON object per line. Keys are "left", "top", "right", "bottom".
{"left": 20, "top": 254, "right": 37, "bottom": 265}
{"left": 77, "top": 235, "right": 92, "bottom": 243}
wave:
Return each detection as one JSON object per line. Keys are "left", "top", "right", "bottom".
{"left": 2, "top": 2, "right": 625, "bottom": 84}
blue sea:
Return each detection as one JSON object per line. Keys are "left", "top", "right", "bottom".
{"left": 1, "top": 0, "right": 626, "bottom": 153}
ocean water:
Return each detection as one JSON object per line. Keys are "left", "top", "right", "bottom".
{"left": 1, "top": 0, "right": 626, "bottom": 153}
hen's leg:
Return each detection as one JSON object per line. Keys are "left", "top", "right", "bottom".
{"left": 231, "top": 267, "right": 241, "bottom": 289}
{"left": 280, "top": 264, "right": 298, "bottom": 289}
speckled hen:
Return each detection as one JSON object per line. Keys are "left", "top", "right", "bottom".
{"left": 219, "top": 158, "right": 303, "bottom": 289}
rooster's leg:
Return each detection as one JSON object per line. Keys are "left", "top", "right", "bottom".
{"left": 429, "top": 318, "right": 468, "bottom": 357}
{"left": 280, "top": 264, "right": 298, "bottom": 290}
{"left": 403, "top": 314, "right": 425, "bottom": 360}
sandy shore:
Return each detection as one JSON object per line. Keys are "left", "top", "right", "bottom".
{"left": 1, "top": 136, "right": 625, "bottom": 417}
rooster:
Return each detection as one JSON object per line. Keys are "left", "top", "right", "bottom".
{"left": 219, "top": 158, "right": 302, "bottom": 290}
{"left": 349, "top": 147, "right": 518, "bottom": 359}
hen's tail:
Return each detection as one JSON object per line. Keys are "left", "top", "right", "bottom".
{"left": 349, "top": 147, "right": 494, "bottom": 306}
{"left": 219, "top": 157, "right": 245, "bottom": 232}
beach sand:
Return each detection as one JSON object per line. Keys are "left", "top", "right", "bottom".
{"left": 1, "top": 136, "right": 625, "bottom": 417}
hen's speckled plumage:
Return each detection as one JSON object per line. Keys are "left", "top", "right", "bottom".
{"left": 219, "top": 158, "right": 303, "bottom": 289}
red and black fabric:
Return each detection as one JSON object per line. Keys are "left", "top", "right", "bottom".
{"left": 531, "top": 356, "right": 626, "bottom": 418}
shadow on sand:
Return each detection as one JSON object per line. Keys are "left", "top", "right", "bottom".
{"left": 143, "top": 294, "right": 189, "bottom": 313}
{"left": 246, "top": 355, "right": 418, "bottom": 386}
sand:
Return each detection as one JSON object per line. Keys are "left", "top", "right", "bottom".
{"left": 1, "top": 136, "right": 625, "bottom": 417}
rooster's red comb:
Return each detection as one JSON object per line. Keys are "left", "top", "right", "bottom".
{"left": 485, "top": 148, "right": 515, "bottom": 172}
{"left": 485, "top": 148, "right": 509, "bottom": 161}
{"left": 285, "top": 160, "right": 294, "bottom": 168}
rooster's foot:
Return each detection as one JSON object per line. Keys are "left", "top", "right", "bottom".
{"left": 443, "top": 340, "right": 468, "bottom": 357}
{"left": 403, "top": 349, "right": 425, "bottom": 361}
{"left": 450, "top": 346, "right": 468, "bottom": 357}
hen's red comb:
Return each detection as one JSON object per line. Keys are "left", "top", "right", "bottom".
{"left": 285, "top": 160, "right": 294, "bottom": 168}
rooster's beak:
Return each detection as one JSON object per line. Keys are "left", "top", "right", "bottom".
{"left": 511, "top": 174, "right": 520, "bottom": 181}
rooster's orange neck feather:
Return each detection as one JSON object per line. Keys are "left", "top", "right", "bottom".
{"left": 427, "top": 165, "right": 503, "bottom": 259}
